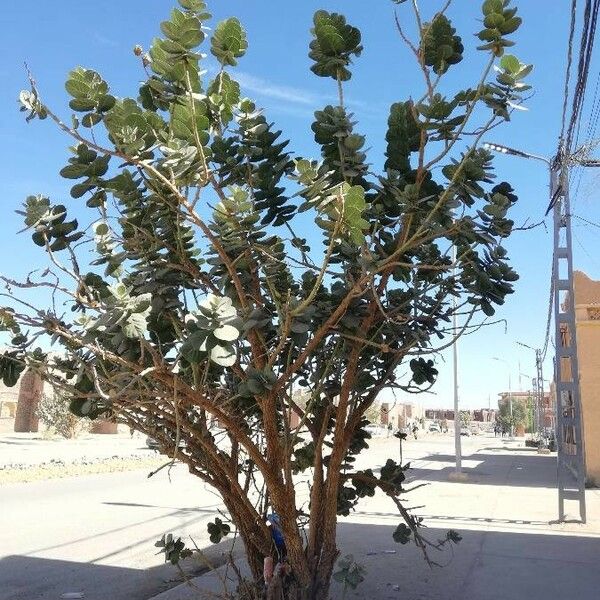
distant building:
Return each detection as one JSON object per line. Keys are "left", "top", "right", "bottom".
{"left": 380, "top": 402, "right": 425, "bottom": 428}
{"left": 0, "top": 380, "right": 19, "bottom": 434}
{"left": 424, "top": 408, "right": 455, "bottom": 421}
{"left": 473, "top": 409, "right": 497, "bottom": 422}
{"left": 0, "top": 369, "right": 118, "bottom": 435}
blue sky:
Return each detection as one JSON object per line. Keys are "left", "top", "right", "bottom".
{"left": 1, "top": 1, "right": 599, "bottom": 409}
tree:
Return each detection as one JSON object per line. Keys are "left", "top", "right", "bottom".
{"left": 1, "top": 1, "right": 530, "bottom": 598}
{"left": 37, "top": 392, "right": 90, "bottom": 439}
{"left": 498, "top": 395, "right": 528, "bottom": 431}
{"left": 459, "top": 410, "right": 472, "bottom": 428}
{"left": 363, "top": 403, "right": 382, "bottom": 425}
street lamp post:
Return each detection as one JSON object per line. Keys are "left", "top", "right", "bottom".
{"left": 452, "top": 246, "right": 462, "bottom": 476}
{"left": 446, "top": 245, "right": 468, "bottom": 482}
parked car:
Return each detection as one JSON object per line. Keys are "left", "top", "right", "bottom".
{"left": 365, "top": 424, "right": 382, "bottom": 437}
{"left": 146, "top": 435, "right": 186, "bottom": 450}
{"left": 428, "top": 423, "right": 442, "bottom": 433}
{"left": 460, "top": 426, "right": 471, "bottom": 436}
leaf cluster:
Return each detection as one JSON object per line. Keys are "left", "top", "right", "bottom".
{"left": 309, "top": 11, "right": 363, "bottom": 81}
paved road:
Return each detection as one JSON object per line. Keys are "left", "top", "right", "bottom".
{"left": 4, "top": 433, "right": 598, "bottom": 600}
{"left": 0, "top": 432, "right": 483, "bottom": 600}
{"left": 152, "top": 434, "right": 600, "bottom": 600}
{"left": 0, "top": 464, "right": 223, "bottom": 600}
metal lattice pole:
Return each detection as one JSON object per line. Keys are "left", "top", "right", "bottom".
{"left": 484, "top": 141, "right": 589, "bottom": 523}
{"left": 551, "top": 159, "right": 587, "bottom": 523}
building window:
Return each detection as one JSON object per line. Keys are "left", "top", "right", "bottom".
{"left": 587, "top": 307, "right": 600, "bottom": 320}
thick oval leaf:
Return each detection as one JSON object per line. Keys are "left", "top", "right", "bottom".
{"left": 213, "top": 324, "right": 239, "bottom": 341}
{"left": 210, "top": 344, "right": 236, "bottom": 367}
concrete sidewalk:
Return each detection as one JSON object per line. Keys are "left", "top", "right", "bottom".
{"left": 150, "top": 437, "right": 600, "bottom": 600}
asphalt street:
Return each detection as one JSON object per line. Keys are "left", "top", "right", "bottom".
{"left": 0, "top": 432, "right": 478, "bottom": 600}
{"left": 0, "top": 462, "right": 223, "bottom": 600}
{"left": 4, "top": 432, "right": 597, "bottom": 600}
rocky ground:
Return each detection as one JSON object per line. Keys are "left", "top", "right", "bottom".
{"left": 0, "top": 453, "right": 165, "bottom": 484}
{"left": 0, "top": 431, "right": 165, "bottom": 484}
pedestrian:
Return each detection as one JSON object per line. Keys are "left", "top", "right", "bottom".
{"left": 387, "top": 422, "right": 392, "bottom": 437}
{"left": 412, "top": 424, "right": 418, "bottom": 440}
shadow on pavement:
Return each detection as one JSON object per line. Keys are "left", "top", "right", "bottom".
{"left": 334, "top": 522, "right": 600, "bottom": 600}
{"left": 407, "top": 450, "right": 558, "bottom": 488}
{"left": 103, "top": 501, "right": 221, "bottom": 513}
{"left": 0, "top": 543, "right": 232, "bottom": 600}
{"left": 352, "top": 509, "right": 551, "bottom": 526}
{"left": 0, "top": 555, "right": 180, "bottom": 600}
{"left": 4, "top": 524, "right": 599, "bottom": 600}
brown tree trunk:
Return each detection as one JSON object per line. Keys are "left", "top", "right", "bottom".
{"left": 14, "top": 369, "right": 42, "bottom": 432}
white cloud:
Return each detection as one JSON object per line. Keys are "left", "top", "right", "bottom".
{"left": 206, "top": 67, "right": 382, "bottom": 119}
{"left": 234, "top": 72, "right": 320, "bottom": 106}
{"left": 93, "top": 33, "right": 119, "bottom": 48}
{"left": 233, "top": 71, "right": 373, "bottom": 113}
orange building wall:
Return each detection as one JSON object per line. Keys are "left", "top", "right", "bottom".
{"left": 573, "top": 271, "right": 600, "bottom": 484}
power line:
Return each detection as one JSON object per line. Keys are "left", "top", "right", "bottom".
{"left": 572, "top": 71, "right": 600, "bottom": 207}
{"left": 585, "top": 71, "right": 600, "bottom": 142}
{"left": 565, "top": 0, "right": 600, "bottom": 154}
{"left": 572, "top": 212, "right": 600, "bottom": 228}
{"left": 541, "top": 264, "right": 554, "bottom": 362}
{"left": 561, "top": 0, "right": 579, "bottom": 144}
{"left": 573, "top": 227, "right": 600, "bottom": 270}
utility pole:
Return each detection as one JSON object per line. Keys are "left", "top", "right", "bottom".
{"left": 550, "top": 157, "right": 587, "bottom": 522}
{"left": 535, "top": 349, "right": 545, "bottom": 442}
{"left": 531, "top": 376, "right": 539, "bottom": 437}
{"left": 517, "top": 341, "right": 546, "bottom": 444}
{"left": 485, "top": 142, "right": 587, "bottom": 523}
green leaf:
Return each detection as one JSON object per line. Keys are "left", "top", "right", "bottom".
{"left": 65, "top": 67, "right": 112, "bottom": 113}
{"left": 385, "top": 101, "right": 421, "bottom": 174}
{"left": 480, "top": 299, "right": 495, "bottom": 316}
{"left": 482, "top": 0, "right": 504, "bottom": 15}
{"left": 500, "top": 54, "right": 520, "bottom": 73}
{"left": 60, "top": 164, "right": 88, "bottom": 179}
{"left": 499, "top": 16, "right": 522, "bottom": 35}
{"left": 483, "top": 13, "right": 505, "bottom": 29}
{"left": 161, "top": 8, "right": 204, "bottom": 49}
{"left": 211, "top": 18, "right": 248, "bottom": 66}
{"left": 94, "top": 222, "right": 109, "bottom": 236}
{"left": 393, "top": 523, "right": 412, "bottom": 544}
{"left": 172, "top": 98, "right": 209, "bottom": 144}
{"left": 213, "top": 324, "right": 239, "bottom": 342}
{"left": 22, "top": 195, "right": 51, "bottom": 227}
{"left": 121, "top": 313, "right": 148, "bottom": 339}
{"left": 207, "top": 72, "right": 240, "bottom": 125}
{"left": 309, "top": 11, "right": 363, "bottom": 81}
{"left": 179, "top": 0, "right": 207, "bottom": 11}
{"left": 420, "top": 14, "right": 463, "bottom": 75}
{"left": 0, "top": 352, "right": 26, "bottom": 387}
{"left": 343, "top": 184, "right": 369, "bottom": 245}
{"left": 209, "top": 343, "right": 237, "bottom": 367}
{"left": 207, "top": 517, "right": 231, "bottom": 544}
{"left": 19, "top": 89, "right": 47, "bottom": 121}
